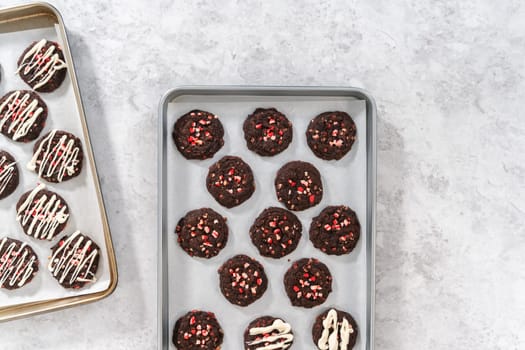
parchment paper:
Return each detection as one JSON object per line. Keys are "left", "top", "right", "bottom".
{"left": 0, "top": 25, "right": 110, "bottom": 307}
{"left": 166, "top": 94, "right": 368, "bottom": 349}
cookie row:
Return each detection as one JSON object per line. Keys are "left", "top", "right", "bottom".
{"left": 0, "top": 231, "right": 100, "bottom": 290}
{"left": 172, "top": 108, "right": 357, "bottom": 161}
{"left": 172, "top": 308, "right": 358, "bottom": 350}
{"left": 176, "top": 205, "right": 359, "bottom": 259}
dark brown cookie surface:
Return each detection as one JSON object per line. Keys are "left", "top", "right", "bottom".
{"left": 249, "top": 207, "right": 302, "bottom": 259}
{"left": 0, "top": 237, "right": 39, "bottom": 290}
{"left": 17, "top": 39, "right": 67, "bottom": 93}
{"left": 172, "top": 110, "right": 224, "bottom": 160}
{"left": 0, "top": 90, "right": 48, "bottom": 142}
{"left": 275, "top": 161, "right": 323, "bottom": 211}
{"left": 218, "top": 254, "right": 268, "bottom": 306}
{"left": 0, "top": 150, "right": 19, "bottom": 200}
{"left": 206, "top": 156, "right": 255, "bottom": 208}
{"left": 306, "top": 111, "right": 357, "bottom": 160}
{"left": 16, "top": 183, "right": 70, "bottom": 241}
{"left": 243, "top": 107, "right": 293, "bottom": 156}
{"left": 312, "top": 308, "right": 358, "bottom": 349}
{"left": 283, "top": 258, "right": 332, "bottom": 308}
{"left": 244, "top": 316, "right": 294, "bottom": 350}
{"left": 48, "top": 231, "right": 100, "bottom": 289}
{"left": 310, "top": 205, "right": 361, "bottom": 255}
{"left": 176, "top": 208, "right": 228, "bottom": 259}
{"left": 28, "top": 129, "right": 83, "bottom": 183}
{"left": 173, "top": 310, "right": 224, "bottom": 350}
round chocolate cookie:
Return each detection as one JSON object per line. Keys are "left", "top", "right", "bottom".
{"left": 173, "top": 310, "right": 224, "bottom": 350}
{"left": 0, "top": 90, "right": 48, "bottom": 142}
{"left": 306, "top": 111, "right": 357, "bottom": 160}
{"left": 275, "top": 161, "right": 323, "bottom": 211}
{"left": 16, "top": 183, "right": 70, "bottom": 241}
{"left": 243, "top": 107, "right": 293, "bottom": 156}
{"left": 312, "top": 308, "right": 358, "bottom": 349}
{"left": 218, "top": 254, "right": 268, "bottom": 306}
{"left": 172, "top": 109, "right": 224, "bottom": 160}
{"left": 0, "top": 150, "right": 19, "bottom": 200}
{"left": 249, "top": 207, "right": 302, "bottom": 259}
{"left": 176, "top": 208, "right": 228, "bottom": 259}
{"left": 48, "top": 231, "right": 100, "bottom": 289}
{"left": 28, "top": 129, "right": 84, "bottom": 183}
{"left": 283, "top": 258, "right": 332, "bottom": 308}
{"left": 0, "top": 237, "right": 39, "bottom": 290}
{"left": 17, "top": 39, "right": 67, "bottom": 93}
{"left": 310, "top": 205, "right": 361, "bottom": 256}
{"left": 206, "top": 156, "right": 255, "bottom": 208}
{"left": 244, "top": 316, "right": 294, "bottom": 350}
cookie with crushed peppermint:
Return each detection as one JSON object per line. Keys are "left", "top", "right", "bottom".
{"left": 0, "top": 150, "right": 19, "bottom": 200}
{"left": 0, "top": 90, "right": 48, "bottom": 142}
{"left": 312, "top": 308, "right": 358, "bottom": 349}
{"left": 176, "top": 208, "right": 228, "bottom": 259}
{"left": 306, "top": 111, "right": 357, "bottom": 160}
{"left": 249, "top": 207, "right": 302, "bottom": 259}
{"left": 218, "top": 254, "right": 268, "bottom": 307}
{"left": 244, "top": 316, "right": 294, "bottom": 350}
{"left": 283, "top": 258, "right": 332, "bottom": 308}
{"left": 206, "top": 156, "right": 255, "bottom": 208}
{"left": 243, "top": 107, "right": 293, "bottom": 156}
{"left": 0, "top": 237, "right": 39, "bottom": 290}
{"left": 275, "top": 161, "right": 323, "bottom": 211}
{"left": 173, "top": 310, "right": 224, "bottom": 350}
{"left": 172, "top": 109, "right": 224, "bottom": 160}
{"left": 310, "top": 205, "right": 361, "bottom": 255}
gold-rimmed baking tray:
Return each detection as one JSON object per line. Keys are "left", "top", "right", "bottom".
{"left": 0, "top": 2, "right": 117, "bottom": 321}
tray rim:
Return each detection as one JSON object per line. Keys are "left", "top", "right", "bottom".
{"left": 0, "top": 1, "right": 118, "bottom": 322}
{"left": 158, "top": 85, "right": 376, "bottom": 350}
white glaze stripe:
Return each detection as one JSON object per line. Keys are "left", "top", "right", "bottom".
{"left": 248, "top": 319, "right": 293, "bottom": 350}
{"left": 0, "top": 91, "right": 44, "bottom": 140}
{"left": 27, "top": 129, "right": 81, "bottom": 182}
{"left": 16, "top": 183, "right": 69, "bottom": 240}
{"left": 318, "top": 309, "right": 354, "bottom": 350}
{"left": 16, "top": 39, "right": 67, "bottom": 90}
{"left": 0, "top": 155, "right": 16, "bottom": 194}
{"left": 48, "top": 231, "right": 98, "bottom": 286}
{"left": 0, "top": 238, "right": 37, "bottom": 288}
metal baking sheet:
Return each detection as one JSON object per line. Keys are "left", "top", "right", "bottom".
{"left": 158, "top": 86, "right": 376, "bottom": 349}
{"left": 0, "top": 2, "right": 117, "bottom": 321}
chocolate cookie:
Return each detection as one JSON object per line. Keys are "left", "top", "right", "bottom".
{"left": 173, "top": 310, "right": 224, "bottom": 350}
{"left": 28, "top": 129, "right": 84, "bottom": 183}
{"left": 275, "top": 161, "right": 323, "bottom": 211}
{"left": 244, "top": 316, "right": 294, "bottom": 350}
{"left": 218, "top": 254, "right": 268, "bottom": 306}
{"left": 176, "top": 208, "right": 228, "bottom": 259}
{"left": 172, "top": 110, "right": 224, "bottom": 160}
{"left": 0, "top": 237, "right": 39, "bottom": 290}
{"left": 17, "top": 39, "right": 67, "bottom": 93}
{"left": 48, "top": 231, "right": 100, "bottom": 289}
{"left": 206, "top": 156, "right": 255, "bottom": 208}
{"left": 16, "top": 183, "right": 70, "bottom": 241}
{"left": 283, "top": 258, "right": 332, "bottom": 308}
{"left": 310, "top": 205, "right": 361, "bottom": 255}
{"left": 0, "top": 90, "right": 48, "bottom": 142}
{"left": 0, "top": 150, "right": 19, "bottom": 200}
{"left": 243, "top": 107, "right": 293, "bottom": 156}
{"left": 306, "top": 111, "right": 357, "bottom": 160}
{"left": 249, "top": 207, "right": 302, "bottom": 259}
{"left": 312, "top": 308, "right": 358, "bottom": 349}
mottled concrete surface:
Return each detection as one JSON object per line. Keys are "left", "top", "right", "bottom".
{"left": 1, "top": 0, "right": 525, "bottom": 349}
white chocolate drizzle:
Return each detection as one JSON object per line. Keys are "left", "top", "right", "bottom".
{"left": 318, "top": 309, "right": 354, "bottom": 350}
{"left": 0, "top": 91, "right": 44, "bottom": 141}
{"left": 0, "top": 155, "right": 16, "bottom": 195}
{"left": 48, "top": 231, "right": 98, "bottom": 286}
{"left": 248, "top": 319, "right": 293, "bottom": 350}
{"left": 16, "top": 183, "right": 69, "bottom": 240}
{"left": 27, "top": 129, "right": 81, "bottom": 182}
{"left": 16, "top": 39, "right": 67, "bottom": 90}
{"left": 0, "top": 238, "right": 37, "bottom": 288}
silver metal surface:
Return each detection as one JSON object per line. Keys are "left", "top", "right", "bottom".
{"left": 158, "top": 86, "right": 376, "bottom": 350}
